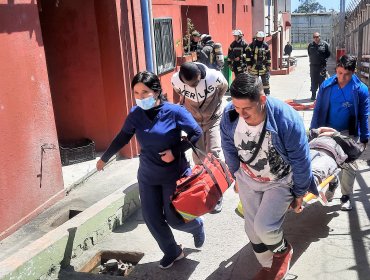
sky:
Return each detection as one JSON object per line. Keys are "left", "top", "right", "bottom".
{"left": 291, "top": 0, "right": 341, "bottom": 12}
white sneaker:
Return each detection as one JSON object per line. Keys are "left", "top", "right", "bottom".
{"left": 341, "top": 196, "right": 353, "bottom": 211}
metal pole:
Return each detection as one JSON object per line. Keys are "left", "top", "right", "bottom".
{"left": 148, "top": 0, "right": 157, "bottom": 74}
{"left": 272, "top": 0, "right": 278, "bottom": 69}
{"left": 140, "top": 0, "right": 154, "bottom": 72}
{"left": 339, "top": 0, "right": 346, "bottom": 48}
{"left": 279, "top": 26, "right": 283, "bottom": 70}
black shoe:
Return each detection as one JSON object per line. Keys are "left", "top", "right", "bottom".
{"left": 158, "top": 246, "right": 184, "bottom": 269}
{"left": 211, "top": 197, "right": 223, "bottom": 214}
{"left": 310, "top": 96, "right": 316, "bottom": 101}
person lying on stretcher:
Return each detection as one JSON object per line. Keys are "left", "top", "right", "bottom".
{"left": 235, "top": 127, "right": 364, "bottom": 216}
{"left": 308, "top": 127, "right": 364, "bottom": 203}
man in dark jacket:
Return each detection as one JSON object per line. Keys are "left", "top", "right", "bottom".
{"left": 308, "top": 32, "right": 330, "bottom": 100}
{"left": 284, "top": 42, "right": 293, "bottom": 56}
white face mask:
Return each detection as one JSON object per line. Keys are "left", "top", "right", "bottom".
{"left": 135, "top": 95, "right": 157, "bottom": 110}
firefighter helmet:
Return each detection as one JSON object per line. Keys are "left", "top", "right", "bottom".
{"left": 232, "top": 29, "right": 243, "bottom": 36}
{"left": 201, "top": 34, "right": 212, "bottom": 44}
{"left": 256, "top": 31, "right": 266, "bottom": 38}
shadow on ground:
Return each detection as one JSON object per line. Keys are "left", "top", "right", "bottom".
{"left": 203, "top": 203, "right": 341, "bottom": 280}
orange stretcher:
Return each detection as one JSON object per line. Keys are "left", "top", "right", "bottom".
{"left": 285, "top": 99, "right": 315, "bottom": 111}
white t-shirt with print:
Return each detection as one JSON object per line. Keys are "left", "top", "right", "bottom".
{"left": 234, "top": 116, "right": 291, "bottom": 182}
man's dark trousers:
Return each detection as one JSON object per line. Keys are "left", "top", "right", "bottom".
{"left": 310, "top": 64, "right": 326, "bottom": 100}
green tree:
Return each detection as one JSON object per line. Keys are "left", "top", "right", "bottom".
{"left": 294, "top": 0, "right": 326, "bottom": 13}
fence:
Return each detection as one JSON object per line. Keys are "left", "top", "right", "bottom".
{"left": 339, "top": 0, "right": 370, "bottom": 86}
{"left": 291, "top": 13, "right": 335, "bottom": 50}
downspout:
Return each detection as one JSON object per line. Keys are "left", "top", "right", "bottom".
{"left": 279, "top": 25, "right": 283, "bottom": 70}
{"left": 141, "top": 0, "right": 154, "bottom": 72}
{"left": 148, "top": 0, "right": 157, "bottom": 74}
{"left": 272, "top": 0, "right": 278, "bottom": 69}
{"left": 267, "top": 0, "right": 271, "bottom": 35}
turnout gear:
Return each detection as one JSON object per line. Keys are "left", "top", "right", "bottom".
{"left": 197, "top": 35, "right": 224, "bottom": 70}
{"left": 228, "top": 33, "right": 248, "bottom": 75}
{"left": 246, "top": 39, "right": 271, "bottom": 95}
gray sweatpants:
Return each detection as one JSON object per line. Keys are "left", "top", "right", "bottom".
{"left": 235, "top": 169, "right": 294, "bottom": 267}
{"left": 193, "top": 116, "right": 224, "bottom": 164}
{"left": 310, "top": 149, "right": 338, "bottom": 186}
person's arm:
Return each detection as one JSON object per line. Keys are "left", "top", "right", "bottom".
{"left": 245, "top": 44, "right": 252, "bottom": 66}
{"left": 265, "top": 45, "right": 271, "bottom": 70}
{"left": 325, "top": 42, "right": 331, "bottom": 59}
{"left": 215, "top": 72, "right": 229, "bottom": 99}
{"left": 97, "top": 114, "right": 135, "bottom": 170}
{"left": 171, "top": 75, "right": 185, "bottom": 104}
{"left": 171, "top": 105, "right": 202, "bottom": 156}
{"left": 358, "top": 83, "right": 369, "bottom": 144}
{"left": 220, "top": 108, "right": 240, "bottom": 178}
{"left": 227, "top": 43, "right": 234, "bottom": 60}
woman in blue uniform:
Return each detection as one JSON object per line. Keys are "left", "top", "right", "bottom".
{"left": 96, "top": 71, "right": 205, "bottom": 269}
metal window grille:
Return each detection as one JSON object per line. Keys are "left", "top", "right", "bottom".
{"left": 154, "top": 18, "right": 175, "bottom": 75}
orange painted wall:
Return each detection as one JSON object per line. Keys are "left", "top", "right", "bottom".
{"left": 0, "top": 0, "right": 64, "bottom": 240}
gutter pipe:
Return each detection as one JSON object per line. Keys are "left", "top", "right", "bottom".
{"left": 140, "top": 0, "right": 154, "bottom": 72}
{"left": 148, "top": 0, "right": 157, "bottom": 73}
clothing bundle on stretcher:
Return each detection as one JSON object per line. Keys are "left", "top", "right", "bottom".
{"left": 304, "top": 128, "right": 364, "bottom": 206}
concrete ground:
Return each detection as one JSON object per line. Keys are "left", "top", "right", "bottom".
{"left": 62, "top": 50, "right": 370, "bottom": 280}
{"left": 1, "top": 50, "right": 370, "bottom": 280}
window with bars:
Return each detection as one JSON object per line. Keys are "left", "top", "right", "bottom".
{"left": 154, "top": 18, "right": 175, "bottom": 75}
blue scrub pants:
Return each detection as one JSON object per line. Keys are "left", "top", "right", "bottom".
{"left": 138, "top": 180, "right": 203, "bottom": 257}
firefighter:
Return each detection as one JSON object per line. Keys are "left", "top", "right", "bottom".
{"left": 197, "top": 34, "right": 224, "bottom": 70}
{"left": 246, "top": 31, "right": 271, "bottom": 95}
{"left": 184, "top": 30, "right": 201, "bottom": 53}
{"left": 227, "top": 30, "right": 248, "bottom": 76}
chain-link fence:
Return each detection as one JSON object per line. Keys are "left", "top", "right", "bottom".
{"left": 338, "top": 0, "right": 370, "bottom": 85}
